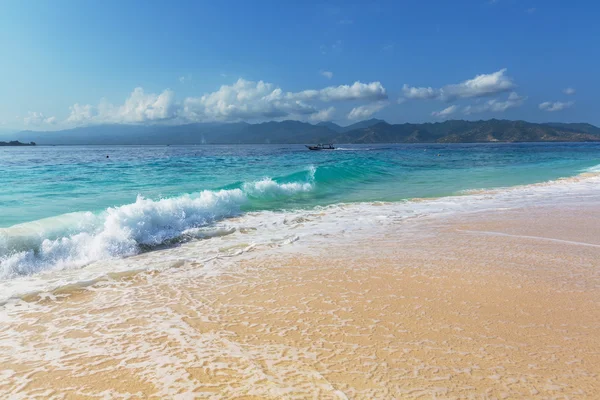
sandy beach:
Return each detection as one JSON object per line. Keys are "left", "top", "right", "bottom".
{"left": 1, "top": 199, "right": 600, "bottom": 399}
{"left": 4, "top": 0, "right": 600, "bottom": 398}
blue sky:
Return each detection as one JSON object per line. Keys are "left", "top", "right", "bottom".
{"left": 0, "top": 0, "right": 598, "bottom": 131}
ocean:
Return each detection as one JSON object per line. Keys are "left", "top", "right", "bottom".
{"left": 1, "top": 142, "right": 600, "bottom": 302}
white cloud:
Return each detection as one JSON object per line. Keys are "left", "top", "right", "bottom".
{"left": 66, "top": 104, "right": 96, "bottom": 124}
{"left": 431, "top": 105, "right": 458, "bottom": 118}
{"left": 347, "top": 102, "right": 388, "bottom": 120}
{"left": 402, "top": 84, "right": 439, "bottom": 100}
{"left": 463, "top": 92, "right": 526, "bottom": 114}
{"left": 24, "top": 111, "right": 57, "bottom": 126}
{"left": 320, "top": 70, "right": 334, "bottom": 79}
{"left": 121, "top": 88, "right": 178, "bottom": 122}
{"left": 182, "top": 79, "right": 386, "bottom": 122}
{"left": 563, "top": 87, "right": 576, "bottom": 95}
{"left": 310, "top": 107, "right": 336, "bottom": 122}
{"left": 402, "top": 69, "right": 515, "bottom": 102}
{"left": 291, "top": 81, "right": 387, "bottom": 102}
{"left": 24, "top": 112, "right": 44, "bottom": 125}
{"left": 179, "top": 76, "right": 186, "bottom": 83}
{"left": 66, "top": 88, "right": 178, "bottom": 125}
{"left": 338, "top": 19, "right": 353, "bottom": 25}
{"left": 184, "top": 79, "right": 386, "bottom": 122}
{"left": 539, "top": 101, "right": 574, "bottom": 112}
{"left": 183, "top": 79, "right": 318, "bottom": 122}
{"left": 442, "top": 69, "right": 515, "bottom": 101}
{"left": 61, "top": 79, "right": 387, "bottom": 126}
{"left": 526, "top": 7, "right": 536, "bottom": 13}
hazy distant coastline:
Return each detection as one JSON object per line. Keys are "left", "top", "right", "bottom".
{"left": 11, "top": 119, "right": 600, "bottom": 145}
{"left": 0, "top": 140, "right": 36, "bottom": 146}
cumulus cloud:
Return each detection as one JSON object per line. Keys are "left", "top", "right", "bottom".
{"left": 463, "top": 92, "right": 526, "bottom": 114}
{"left": 431, "top": 105, "right": 458, "bottom": 118}
{"left": 310, "top": 107, "right": 336, "bottom": 122}
{"left": 347, "top": 102, "right": 387, "bottom": 120}
{"left": 66, "top": 88, "right": 178, "bottom": 125}
{"left": 539, "top": 101, "right": 574, "bottom": 112}
{"left": 402, "top": 69, "right": 515, "bottom": 102}
{"left": 66, "top": 104, "right": 96, "bottom": 124}
{"left": 24, "top": 112, "right": 57, "bottom": 126}
{"left": 442, "top": 69, "right": 515, "bottom": 101}
{"left": 121, "top": 88, "right": 178, "bottom": 122}
{"left": 24, "top": 112, "right": 44, "bottom": 125}
{"left": 402, "top": 84, "right": 438, "bottom": 100}
{"left": 563, "top": 87, "right": 576, "bottom": 95}
{"left": 182, "top": 79, "right": 386, "bottom": 122}
{"left": 61, "top": 79, "right": 387, "bottom": 126}
{"left": 183, "top": 79, "right": 318, "bottom": 122}
{"left": 290, "top": 81, "right": 387, "bottom": 102}
{"left": 320, "top": 70, "right": 334, "bottom": 79}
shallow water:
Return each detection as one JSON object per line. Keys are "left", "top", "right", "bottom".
{"left": 3, "top": 143, "right": 600, "bottom": 227}
{"left": 1, "top": 142, "right": 600, "bottom": 299}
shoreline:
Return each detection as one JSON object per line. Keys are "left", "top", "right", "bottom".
{"left": 1, "top": 187, "right": 600, "bottom": 398}
{"left": 2, "top": 167, "right": 600, "bottom": 304}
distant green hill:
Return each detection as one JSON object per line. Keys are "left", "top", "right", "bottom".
{"left": 542, "top": 122, "right": 600, "bottom": 136}
{"left": 334, "top": 119, "right": 600, "bottom": 144}
{"left": 14, "top": 119, "right": 600, "bottom": 145}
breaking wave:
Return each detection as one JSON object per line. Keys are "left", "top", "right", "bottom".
{"left": 0, "top": 172, "right": 316, "bottom": 279}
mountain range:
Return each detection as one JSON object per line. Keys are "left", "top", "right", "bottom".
{"left": 12, "top": 119, "right": 600, "bottom": 145}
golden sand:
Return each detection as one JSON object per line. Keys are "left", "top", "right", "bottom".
{"left": 1, "top": 205, "right": 599, "bottom": 399}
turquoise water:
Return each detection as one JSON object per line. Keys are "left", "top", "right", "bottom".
{"left": 1, "top": 142, "right": 600, "bottom": 281}
{"left": 2, "top": 143, "right": 600, "bottom": 227}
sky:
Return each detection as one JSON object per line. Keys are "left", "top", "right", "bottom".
{"left": 0, "top": 0, "right": 598, "bottom": 132}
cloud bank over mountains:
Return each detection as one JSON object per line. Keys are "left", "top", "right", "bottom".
{"left": 51, "top": 79, "right": 387, "bottom": 127}
{"left": 404, "top": 69, "right": 531, "bottom": 118}
{"left": 23, "top": 68, "right": 576, "bottom": 128}
{"left": 24, "top": 112, "right": 57, "bottom": 126}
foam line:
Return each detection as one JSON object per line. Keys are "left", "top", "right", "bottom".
{"left": 458, "top": 230, "right": 600, "bottom": 248}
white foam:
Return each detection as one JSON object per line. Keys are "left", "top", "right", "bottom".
{"left": 583, "top": 164, "right": 600, "bottom": 173}
{"left": 0, "top": 173, "right": 317, "bottom": 284}
{"left": 243, "top": 178, "right": 313, "bottom": 197}
{"left": 0, "top": 190, "right": 246, "bottom": 279}
{"left": 334, "top": 147, "right": 375, "bottom": 151}
{"left": 1, "top": 168, "right": 600, "bottom": 303}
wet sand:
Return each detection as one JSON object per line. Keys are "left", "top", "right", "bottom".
{"left": 1, "top": 203, "right": 599, "bottom": 399}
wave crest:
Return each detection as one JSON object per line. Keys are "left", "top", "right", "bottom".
{"left": 0, "top": 174, "right": 315, "bottom": 279}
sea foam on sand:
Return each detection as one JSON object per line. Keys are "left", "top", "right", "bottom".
{"left": 1, "top": 171, "right": 600, "bottom": 398}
